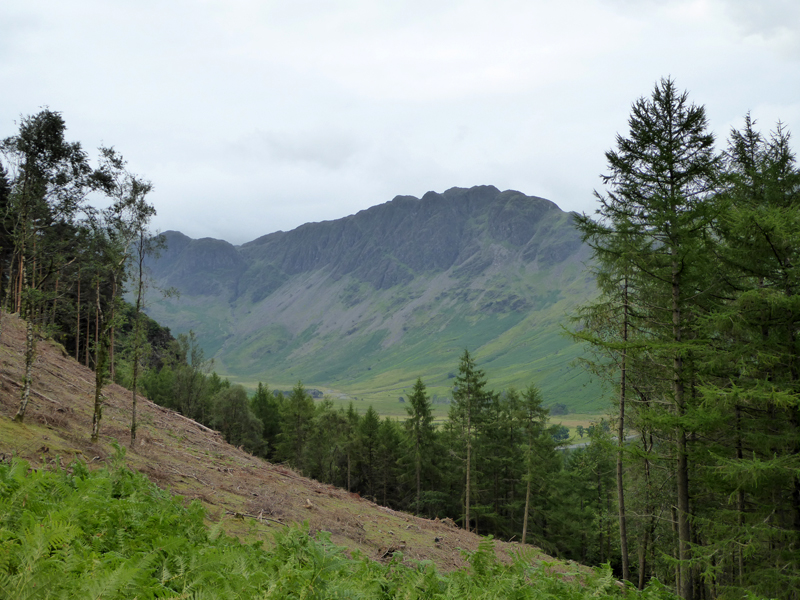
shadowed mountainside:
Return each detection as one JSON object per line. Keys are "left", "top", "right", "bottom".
{"left": 145, "top": 186, "right": 600, "bottom": 411}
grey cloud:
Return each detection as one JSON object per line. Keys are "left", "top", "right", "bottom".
{"left": 235, "top": 129, "right": 361, "bottom": 170}
{"left": 722, "top": 0, "right": 800, "bottom": 40}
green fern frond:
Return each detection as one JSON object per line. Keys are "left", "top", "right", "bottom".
{"left": 80, "top": 550, "right": 160, "bottom": 600}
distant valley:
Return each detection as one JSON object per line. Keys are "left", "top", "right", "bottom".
{"left": 144, "top": 185, "right": 602, "bottom": 412}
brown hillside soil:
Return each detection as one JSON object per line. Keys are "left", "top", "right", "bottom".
{"left": 0, "top": 312, "right": 579, "bottom": 575}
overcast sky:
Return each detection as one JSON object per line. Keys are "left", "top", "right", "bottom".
{"left": 2, "top": 0, "right": 798, "bottom": 244}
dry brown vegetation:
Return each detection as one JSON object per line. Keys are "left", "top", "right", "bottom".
{"left": 0, "top": 312, "right": 578, "bottom": 574}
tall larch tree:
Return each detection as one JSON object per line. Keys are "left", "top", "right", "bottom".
{"left": 447, "top": 349, "right": 490, "bottom": 532}
{"left": 517, "top": 384, "right": 550, "bottom": 547}
{"left": 575, "top": 78, "right": 720, "bottom": 600}
{"left": 276, "top": 381, "right": 315, "bottom": 473}
{"left": 698, "top": 116, "right": 800, "bottom": 597}
{"left": 404, "top": 377, "right": 435, "bottom": 513}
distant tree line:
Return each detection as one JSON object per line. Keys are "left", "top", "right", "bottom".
{"left": 572, "top": 78, "right": 800, "bottom": 599}
{"left": 139, "top": 345, "right": 630, "bottom": 570}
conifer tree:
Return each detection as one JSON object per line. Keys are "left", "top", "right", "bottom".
{"left": 357, "top": 404, "right": 381, "bottom": 499}
{"left": 575, "top": 78, "right": 720, "bottom": 600}
{"left": 211, "top": 384, "right": 263, "bottom": 453}
{"left": 697, "top": 116, "right": 800, "bottom": 596}
{"left": 447, "top": 349, "right": 490, "bottom": 532}
{"left": 517, "top": 384, "right": 550, "bottom": 546}
{"left": 343, "top": 403, "right": 360, "bottom": 492}
{"left": 404, "top": 377, "right": 435, "bottom": 513}
{"left": 305, "top": 400, "right": 348, "bottom": 484}
{"left": 251, "top": 382, "right": 283, "bottom": 458}
{"left": 276, "top": 381, "right": 315, "bottom": 473}
{"left": 377, "top": 417, "right": 402, "bottom": 507}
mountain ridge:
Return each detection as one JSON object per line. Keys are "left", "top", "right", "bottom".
{"left": 145, "top": 186, "right": 600, "bottom": 411}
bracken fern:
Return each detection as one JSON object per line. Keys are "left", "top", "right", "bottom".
{"left": 0, "top": 457, "right": 683, "bottom": 599}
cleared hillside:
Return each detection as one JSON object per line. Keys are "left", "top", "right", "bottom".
{"left": 0, "top": 312, "right": 578, "bottom": 573}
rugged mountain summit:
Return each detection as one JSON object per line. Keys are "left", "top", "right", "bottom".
{"left": 145, "top": 186, "right": 599, "bottom": 410}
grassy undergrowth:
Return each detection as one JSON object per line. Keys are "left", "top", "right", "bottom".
{"left": 0, "top": 450, "right": 677, "bottom": 599}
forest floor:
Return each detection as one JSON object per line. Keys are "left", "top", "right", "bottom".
{"left": 0, "top": 312, "right": 584, "bottom": 576}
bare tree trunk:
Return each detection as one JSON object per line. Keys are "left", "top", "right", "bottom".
{"left": 15, "top": 252, "right": 23, "bottom": 314}
{"left": 675, "top": 339, "right": 693, "bottom": 599}
{"left": 14, "top": 319, "right": 35, "bottom": 422}
{"left": 618, "top": 275, "right": 631, "bottom": 582}
{"left": 672, "top": 504, "right": 680, "bottom": 592}
{"left": 522, "top": 473, "right": 531, "bottom": 545}
{"left": 465, "top": 410, "right": 472, "bottom": 532}
{"left": 598, "top": 465, "right": 605, "bottom": 563}
{"left": 15, "top": 254, "right": 35, "bottom": 423}
{"left": 415, "top": 437, "right": 421, "bottom": 511}
{"left": 75, "top": 268, "right": 81, "bottom": 361}
{"left": 0, "top": 250, "right": 14, "bottom": 362}
{"left": 638, "top": 529, "right": 649, "bottom": 590}
{"left": 94, "top": 279, "right": 99, "bottom": 361}
{"left": 130, "top": 301, "right": 141, "bottom": 445}
{"left": 131, "top": 344, "right": 139, "bottom": 445}
{"left": 50, "top": 274, "right": 60, "bottom": 329}
{"left": 130, "top": 234, "right": 148, "bottom": 444}
{"left": 91, "top": 278, "right": 107, "bottom": 443}
{"left": 735, "top": 405, "right": 744, "bottom": 586}
{"left": 638, "top": 430, "right": 656, "bottom": 589}
{"left": 84, "top": 308, "right": 90, "bottom": 367}
{"left": 109, "top": 278, "right": 115, "bottom": 380}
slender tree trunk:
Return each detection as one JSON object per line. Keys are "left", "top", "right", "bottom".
{"left": 0, "top": 249, "right": 13, "bottom": 361}
{"left": 15, "top": 248, "right": 35, "bottom": 423}
{"left": 672, "top": 504, "right": 681, "bottom": 592}
{"left": 638, "top": 528, "right": 649, "bottom": 590}
{"left": 91, "top": 349, "right": 105, "bottom": 443}
{"left": 465, "top": 409, "right": 472, "bottom": 532}
{"left": 14, "top": 319, "right": 35, "bottom": 422}
{"left": 91, "top": 278, "right": 106, "bottom": 443}
{"left": 16, "top": 252, "right": 23, "bottom": 314}
{"left": 735, "top": 405, "right": 744, "bottom": 586}
{"left": 672, "top": 248, "right": 693, "bottom": 600}
{"left": 415, "top": 436, "right": 421, "bottom": 511}
{"left": 598, "top": 465, "right": 604, "bottom": 563}
{"left": 382, "top": 468, "right": 388, "bottom": 506}
{"left": 94, "top": 279, "right": 99, "bottom": 362}
{"left": 109, "top": 278, "right": 115, "bottom": 380}
{"left": 130, "top": 271, "right": 143, "bottom": 444}
{"left": 50, "top": 274, "right": 60, "bottom": 329}
{"left": 639, "top": 429, "right": 656, "bottom": 590}
{"left": 75, "top": 268, "right": 81, "bottom": 361}
{"left": 0, "top": 249, "right": 4, "bottom": 311}
{"left": 84, "top": 308, "right": 90, "bottom": 367}
{"left": 675, "top": 367, "right": 693, "bottom": 597}
{"left": 522, "top": 467, "right": 532, "bottom": 545}
{"left": 131, "top": 347, "right": 140, "bottom": 444}
{"left": 618, "top": 275, "right": 631, "bottom": 582}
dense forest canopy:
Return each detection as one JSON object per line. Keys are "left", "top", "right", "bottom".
{"left": 572, "top": 78, "right": 800, "bottom": 599}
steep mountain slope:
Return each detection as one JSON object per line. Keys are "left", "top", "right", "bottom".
{"left": 0, "top": 312, "right": 569, "bottom": 571}
{"left": 145, "top": 186, "right": 601, "bottom": 411}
